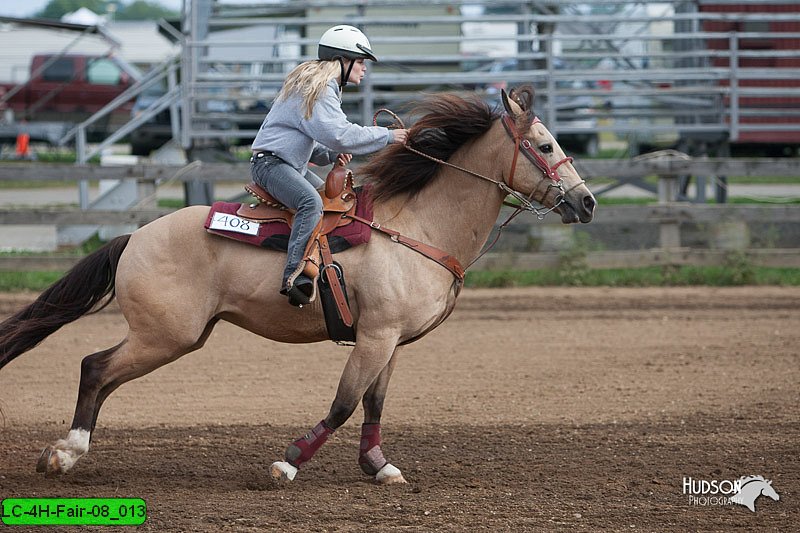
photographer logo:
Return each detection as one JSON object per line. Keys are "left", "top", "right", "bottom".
{"left": 683, "top": 476, "right": 780, "bottom": 512}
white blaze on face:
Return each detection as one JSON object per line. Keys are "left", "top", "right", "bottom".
{"left": 53, "top": 429, "right": 91, "bottom": 472}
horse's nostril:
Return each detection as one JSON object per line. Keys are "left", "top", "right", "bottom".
{"left": 583, "top": 195, "right": 596, "bottom": 213}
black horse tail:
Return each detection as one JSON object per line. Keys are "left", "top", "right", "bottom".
{"left": 0, "top": 234, "right": 131, "bottom": 371}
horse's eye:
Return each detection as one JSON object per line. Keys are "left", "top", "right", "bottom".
{"left": 539, "top": 143, "right": 553, "bottom": 154}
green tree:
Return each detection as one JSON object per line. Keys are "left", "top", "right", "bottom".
{"left": 116, "top": 1, "right": 178, "bottom": 21}
{"left": 34, "top": 1, "right": 178, "bottom": 21}
{"left": 35, "top": 0, "right": 109, "bottom": 19}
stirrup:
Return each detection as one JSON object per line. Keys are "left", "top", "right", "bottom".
{"left": 281, "top": 275, "right": 314, "bottom": 307}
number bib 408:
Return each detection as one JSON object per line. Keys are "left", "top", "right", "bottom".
{"left": 208, "top": 213, "right": 260, "bottom": 236}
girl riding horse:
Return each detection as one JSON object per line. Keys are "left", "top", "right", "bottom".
{"left": 250, "top": 25, "right": 408, "bottom": 306}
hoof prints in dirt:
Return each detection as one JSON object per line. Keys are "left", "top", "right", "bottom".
{"left": 1, "top": 417, "right": 796, "bottom": 532}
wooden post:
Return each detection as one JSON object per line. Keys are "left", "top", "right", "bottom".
{"left": 657, "top": 174, "right": 681, "bottom": 249}
{"left": 136, "top": 179, "right": 158, "bottom": 210}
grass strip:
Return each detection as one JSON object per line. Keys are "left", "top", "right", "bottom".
{"left": 1, "top": 266, "right": 799, "bottom": 293}
{"left": 464, "top": 266, "right": 800, "bottom": 288}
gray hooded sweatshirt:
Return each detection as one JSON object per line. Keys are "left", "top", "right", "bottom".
{"left": 251, "top": 79, "right": 393, "bottom": 175}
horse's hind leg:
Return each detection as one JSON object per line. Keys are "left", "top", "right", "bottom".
{"left": 35, "top": 341, "right": 125, "bottom": 476}
{"left": 37, "top": 320, "right": 218, "bottom": 477}
{"left": 358, "top": 349, "right": 406, "bottom": 484}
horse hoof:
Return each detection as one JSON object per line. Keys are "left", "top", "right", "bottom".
{"left": 375, "top": 463, "right": 406, "bottom": 484}
{"left": 270, "top": 461, "right": 297, "bottom": 482}
{"left": 36, "top": 447, "right": 62, "bottom": 478}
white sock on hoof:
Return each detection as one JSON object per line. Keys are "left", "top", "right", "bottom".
{"left": 375, "top": 463, "right": 406, "bottom": 484}
{"left": 53, "top": 429, "right": 91, "bottom": 473}
{"left": 270, "top": 461, "right": 298, "bottom": 482}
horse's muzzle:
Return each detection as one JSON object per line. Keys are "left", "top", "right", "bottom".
{"left": 556, "top": 191, "right": 596, "bottom": 224}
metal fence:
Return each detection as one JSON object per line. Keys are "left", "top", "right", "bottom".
{"left": 168, "top": 0, "right": 800, "bottom": 157}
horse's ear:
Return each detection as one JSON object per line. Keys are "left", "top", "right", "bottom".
{"left": 503, "top": 86, "right": 535, "bottom": 131}
{"left": 509, "top": 85, "right": 535, "bottom": 114}
{"left": 501, "top": 88, "right": 523, "bottom": 116}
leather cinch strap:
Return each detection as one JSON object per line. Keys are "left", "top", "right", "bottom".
{"left": 345, "top": 214, "right": 465, "bottom": 282}
{"left": 318, "top": 235, "right": 354, "bottom": 327}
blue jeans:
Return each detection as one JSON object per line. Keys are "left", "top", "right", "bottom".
{"left": 250, "top": 155, "right": 323, "bottom": 287}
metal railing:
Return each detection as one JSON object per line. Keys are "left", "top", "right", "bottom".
{"left": 176, "top": 0, "right": 800, "bottom": 153}
{"left": 64, "top": 57, "right": 181, "bottom": 208}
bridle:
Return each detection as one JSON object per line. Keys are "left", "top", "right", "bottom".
{"left": 374, "top": 109, "right": 584, "bottom": 220}
{"left": 500, "top": 114, "right": 578, "bottom": 216}
{"left": 372, "top": 108, "right": 587, "bottom": 268}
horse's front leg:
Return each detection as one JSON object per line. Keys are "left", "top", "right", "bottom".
{"left": 358, "top": 349, "right": 406, "bottom": 484}
{"left": 270, "top": 334, "right": 399, "bottom": 483}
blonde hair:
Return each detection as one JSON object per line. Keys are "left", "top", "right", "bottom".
{"left": 277, "top": 60, "right": 341, "bottom": 119}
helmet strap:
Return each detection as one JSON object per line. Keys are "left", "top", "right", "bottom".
{"left": 337, "top": 58, "right": 355, "bottom": 90}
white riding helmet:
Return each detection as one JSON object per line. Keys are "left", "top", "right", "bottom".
{"left": 318, "top": 25, "right": 378, "bottom": 62}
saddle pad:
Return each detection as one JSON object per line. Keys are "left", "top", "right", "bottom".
{"left": 204, "top": 186, "right": 374, "bottom": 253}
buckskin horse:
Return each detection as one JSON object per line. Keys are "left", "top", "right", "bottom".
{"left": 0, "top": 86, "right": 595, "bottom": 484}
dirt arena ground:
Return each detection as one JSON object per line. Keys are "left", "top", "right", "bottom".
{"left": 0, "top": 287, "right": 797, "bottom": 531}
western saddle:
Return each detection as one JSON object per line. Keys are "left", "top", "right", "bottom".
{"left": 238, "top": 165, "right": 358, "bottom": 325}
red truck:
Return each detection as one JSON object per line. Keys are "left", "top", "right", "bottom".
{"left": 0, "top": 53, "right": 142, "bottom": 145}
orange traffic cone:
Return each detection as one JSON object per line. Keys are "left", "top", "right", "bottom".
{"left": 15, "top": 133, "right": 30, "bottom": 158}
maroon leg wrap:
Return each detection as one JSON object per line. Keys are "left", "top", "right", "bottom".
{"left": 359, "top": 423, "right": 388, "bottom": 476}
{"left": 285, "top": 420, "right": 334, "bottom": 468}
